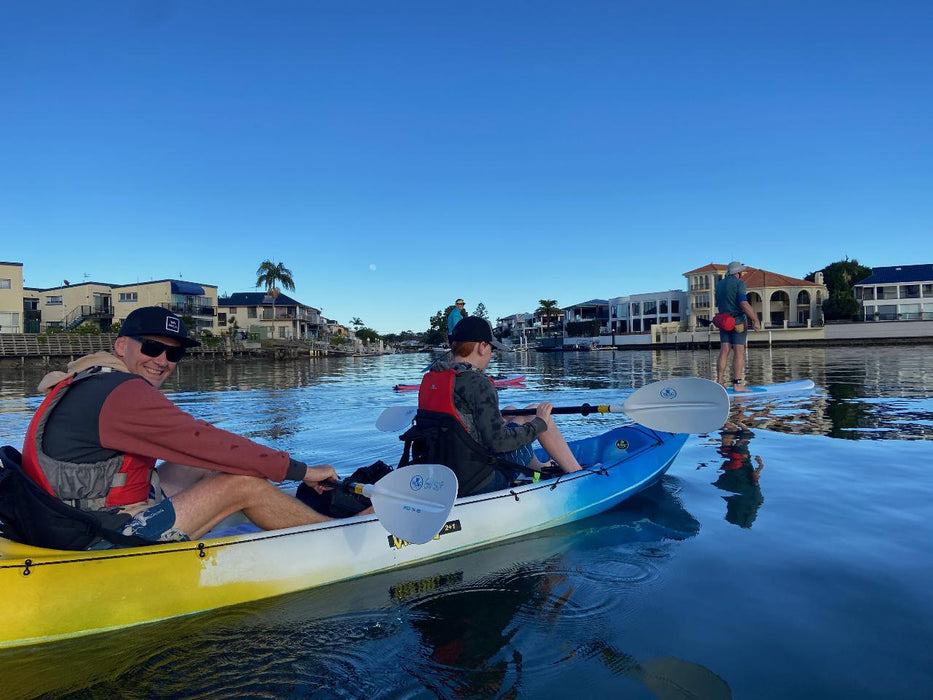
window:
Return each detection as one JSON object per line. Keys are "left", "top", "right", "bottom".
{"left": 643, "top": 300, "right": 657, "bottom": 315}
{"left": 119, "top": 292, "right": 138, "bottom": 302}
{"left": 877, "top": 286, "right": 898, "bottom": 300}
{"left": 861, "top": 287, "right": 874, "bottom": 300}
{"left": 901, "top": 285, "right": 920, "bottom": 299}
{"left": 218, "top": 313, "right": 227, "bottom": 326}
{"left": 899, "top": 304, "right": 921, "bottom": 320}
{"left": 630, "top": 302, "right": 640, "bottom": 316}
{"left": 922, "top": 284, "right": 933, "bottom": 298}
{"left": 46, "top": 295, "right": 63, "bottom": 306}
{"left": 877, "top": 304, "right": 897, "bottom": 320}
{"left": 0, "top": 278, "right": 11, "bottom": 289}
{"left": 671, "top": 300, "right": 680, "bottom": 313}
{"left": 659, "top": 300, "right": 668, "bottom": 314}
{"left": 248, "top": 307, "right": 257, "bottom": 318}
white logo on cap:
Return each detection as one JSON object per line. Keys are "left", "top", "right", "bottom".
{"left": 165, "top": 317, "right": 180, "bottom": 334}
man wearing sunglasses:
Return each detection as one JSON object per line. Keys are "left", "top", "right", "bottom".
{"left": 20, "top": 306, "right": 337, "bottom": 548}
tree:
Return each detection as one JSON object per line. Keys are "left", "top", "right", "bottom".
{"left": 356, "top": 327, "right": 381, "bottom": 345}
{"left": 350, "top": 317, "right": 364, "bottom": 332}
{"left": 424, "top": 307, "right": 452, "bottom": 347}
{"left": 255, "top": 260, "right": 296, "bottom": 323}
{"left": 472, "top": 302, "right": 489, "bottom": 321}
{"left": 807, "top": 259, "right": 871, "bottom": 321}
{"left": 537, "top": 299, "right": 561, "bottom": 338}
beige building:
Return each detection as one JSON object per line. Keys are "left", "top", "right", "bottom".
{"left": 5, "top": 263, "right": 218, "bottom": 335}
{"left": 0, "top": 262, "right": 25, "bottom": 333}
{"left": 684, "top": 264, "right": 827, "bottom": 330}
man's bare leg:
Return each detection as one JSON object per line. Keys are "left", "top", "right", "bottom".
{"left": 169, "top": 473, "right": 332, "bottom": 540}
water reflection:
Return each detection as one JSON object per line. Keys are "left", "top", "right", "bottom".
{"left": 708, "top": 405, "right": 766, "bottom": 528}
{"left": 0, "top": 481, "right": 716, "bottom": 699}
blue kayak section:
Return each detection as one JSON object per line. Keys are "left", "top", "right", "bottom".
{"left": 727, "top": 379, "right": 816, "bottom": 398}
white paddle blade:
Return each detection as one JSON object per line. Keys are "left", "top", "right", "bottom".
{"left": 623, "top": 377, "right": 729, "bottom": 434}
{"left": 363, "top": 464, "right": 458, "bottom": 544}
{"left": 376, "top": 405, "right": 418, "bottom": 432}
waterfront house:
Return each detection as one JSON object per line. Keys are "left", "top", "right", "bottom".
{"left": 683, "top": 264, "right": 827, "bottom": 330}
{"left": 608, "top": 290, "right": 686, "bottom": 336}
{"left": 854, "top": 264, "right": 933, "bottom": 321}
{"left": 218, "top": 292, "right": 321, "bottom": 341}
{"left": 20, "top": 278, "right": 218, "bottom": 335}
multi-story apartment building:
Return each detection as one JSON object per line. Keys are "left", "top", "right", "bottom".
{"left": 218, "top": 292, "right": 322, "bottom": 341}
{"left": 854, "top": 264, "right": 933, "bottom": 321}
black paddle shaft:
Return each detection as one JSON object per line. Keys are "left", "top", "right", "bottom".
{"left": 502, "top": 403, "right": 603, "bottom": 418}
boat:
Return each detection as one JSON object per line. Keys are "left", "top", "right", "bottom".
{"left": 393, "top": 373, "right": 526, "bottom": 392}
{"left": 727, "top": 379, "right": 816, "bottom": 399}
{"left": 0, "top": 424, "right": 686, "bottom": 649}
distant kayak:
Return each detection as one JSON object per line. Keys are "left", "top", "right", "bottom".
{"left": 728, "top": 379, "right": 816, "bottom": 399}
{"left": 393, "top": 374, "right": 526, "bottom": 392}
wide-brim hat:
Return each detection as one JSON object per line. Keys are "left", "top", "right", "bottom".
{"left": 118, "top": 307, "right": 201, "bottom": 348}
{"left": 450, "top": 316, "right": 507, "bottom": 350}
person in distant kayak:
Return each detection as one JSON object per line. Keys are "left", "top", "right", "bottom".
{"left": 447, "top": 298, "right": 467, "bottom": 344}
{"left": 407, "top": 316, "right": 582, "bottom": 496}
{"left": 714, "top": 261, "right": 761, "bottom": 392}
{"left": 20, "top": 306, "right": 337, "bottom": 548}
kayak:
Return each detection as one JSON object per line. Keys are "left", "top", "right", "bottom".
{"left": 393, "top": 373, "right": 526, "bottom": 392}
{"left": 0, "top": 424, "right": 686, "bottom": 649}
{"left": 728, "top": 379, "right": 816, "bottom": 399}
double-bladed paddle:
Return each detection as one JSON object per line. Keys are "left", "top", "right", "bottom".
{"left": 376, "top": 377, "right": 729, "bottom": 434}
{"left": 326, "top": 463, "right": 458, "bottom": 544}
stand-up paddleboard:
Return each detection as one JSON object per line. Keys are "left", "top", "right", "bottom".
{"left": 393, "top": 373, "right": 526, "bottom": 392}
{"left": 728, "top": 379, "right": 816, "bottom": 399}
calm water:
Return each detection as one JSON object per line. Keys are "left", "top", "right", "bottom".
{"left": 1, "top": 346, "right": 932, "bottom": 699}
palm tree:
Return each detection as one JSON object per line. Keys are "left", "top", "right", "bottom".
{"left": 255, "top": 260, "right": 296, "bottom": 328}
{"left": 537, "top": 299, "right": 561, "bottom": 339}
{"left": 350, "top": 317, "right": 364, "bottom": 332}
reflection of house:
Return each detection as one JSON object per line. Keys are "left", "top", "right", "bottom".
{"left": 854, "top": 265, "right": 933, "bottom": 321}
{"left": 609, "top": 290, "right": 686, "bottom": 334}
{"left": 218, "top": 292, "right": 321, "bottom": 340}
{"left": 683, "top": 265, "right": 826, "bottom": 330}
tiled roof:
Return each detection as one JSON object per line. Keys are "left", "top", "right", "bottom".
{"left": 855, "top": 264, "right": 933, "bottom": 285}
{"left": 683, "top": 264, "right": 816, "bottom": 287}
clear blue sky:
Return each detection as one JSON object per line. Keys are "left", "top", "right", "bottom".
{"left": 2, "top": 1, "right": 930, "bottom": 334}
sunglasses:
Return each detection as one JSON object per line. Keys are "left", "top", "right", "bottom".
{"left": 130, "top": 336, "right": 186, "bottom": 362}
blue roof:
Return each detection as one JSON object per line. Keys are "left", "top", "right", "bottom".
{"left": 171, "top": 280, "right": 206, "bottom": 295}
{"left": 218, "top": 291, "right": 301, "bottom": 307}
{"left": 855, "top": 264, "right": 933, "bottom": 285}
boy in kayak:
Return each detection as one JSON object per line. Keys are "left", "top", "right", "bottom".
{"left": 20, "top": 306, "right": 337, "bottom": 547}
{"left": 714, "top": 261, "right": 761, "bottom": 392}
{"left": 411, "top": 316, "right": 581, "bottom": 496}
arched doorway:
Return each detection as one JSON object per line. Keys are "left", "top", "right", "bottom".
{"left": 770, "top": 291, "right": 790, "bottom": 327}
{"left": 796, "top": 290, "right": 811, "bottom": 325}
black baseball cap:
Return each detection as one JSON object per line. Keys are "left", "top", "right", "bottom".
{"left": 118, "top": 307, "right": 201, "bottom": 348}
{"left": 450, "top": 316, "right": 507, "bottom": 350}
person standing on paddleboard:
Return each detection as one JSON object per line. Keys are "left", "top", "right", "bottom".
{"left": 714, "top": 262, "right": 761, "bottom": 392}
{"left": 447, "top": 298, "right": 467, "bottom": 344}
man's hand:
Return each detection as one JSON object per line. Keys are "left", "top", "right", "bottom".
{"left": 302, "top": 464, "right": 338, "bottom": 495}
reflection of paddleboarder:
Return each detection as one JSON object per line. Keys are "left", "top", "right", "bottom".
{"left": 714, "top": 418, "right": 765, "bottom": 528}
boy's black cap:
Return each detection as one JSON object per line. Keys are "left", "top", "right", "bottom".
{"left": 450, "top": 316, "right": 507, "bottom": 350}
{"left": 118, "top": 307, "right": 201, "bottom": 347}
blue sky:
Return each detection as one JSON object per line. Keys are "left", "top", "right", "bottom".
{"left": 2, "top": 1, "right": 930, "bottom": 334}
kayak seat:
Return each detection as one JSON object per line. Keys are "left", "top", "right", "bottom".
{"left": 0, "top": 445, "right": 153, "bottom": 551}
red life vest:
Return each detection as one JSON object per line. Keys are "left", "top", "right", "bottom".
{"left": 22, "top": 370, "right": 156, "bottom": 509}
{"left": 402, "top": 368, "right": 514, "bottom": 496}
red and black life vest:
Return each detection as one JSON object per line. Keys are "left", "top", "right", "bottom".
{"left": 22, "top": 369, "right": 156, "bottom": 510}
{"left": 398, "top": 368, "right": 516, "bottom": 496}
